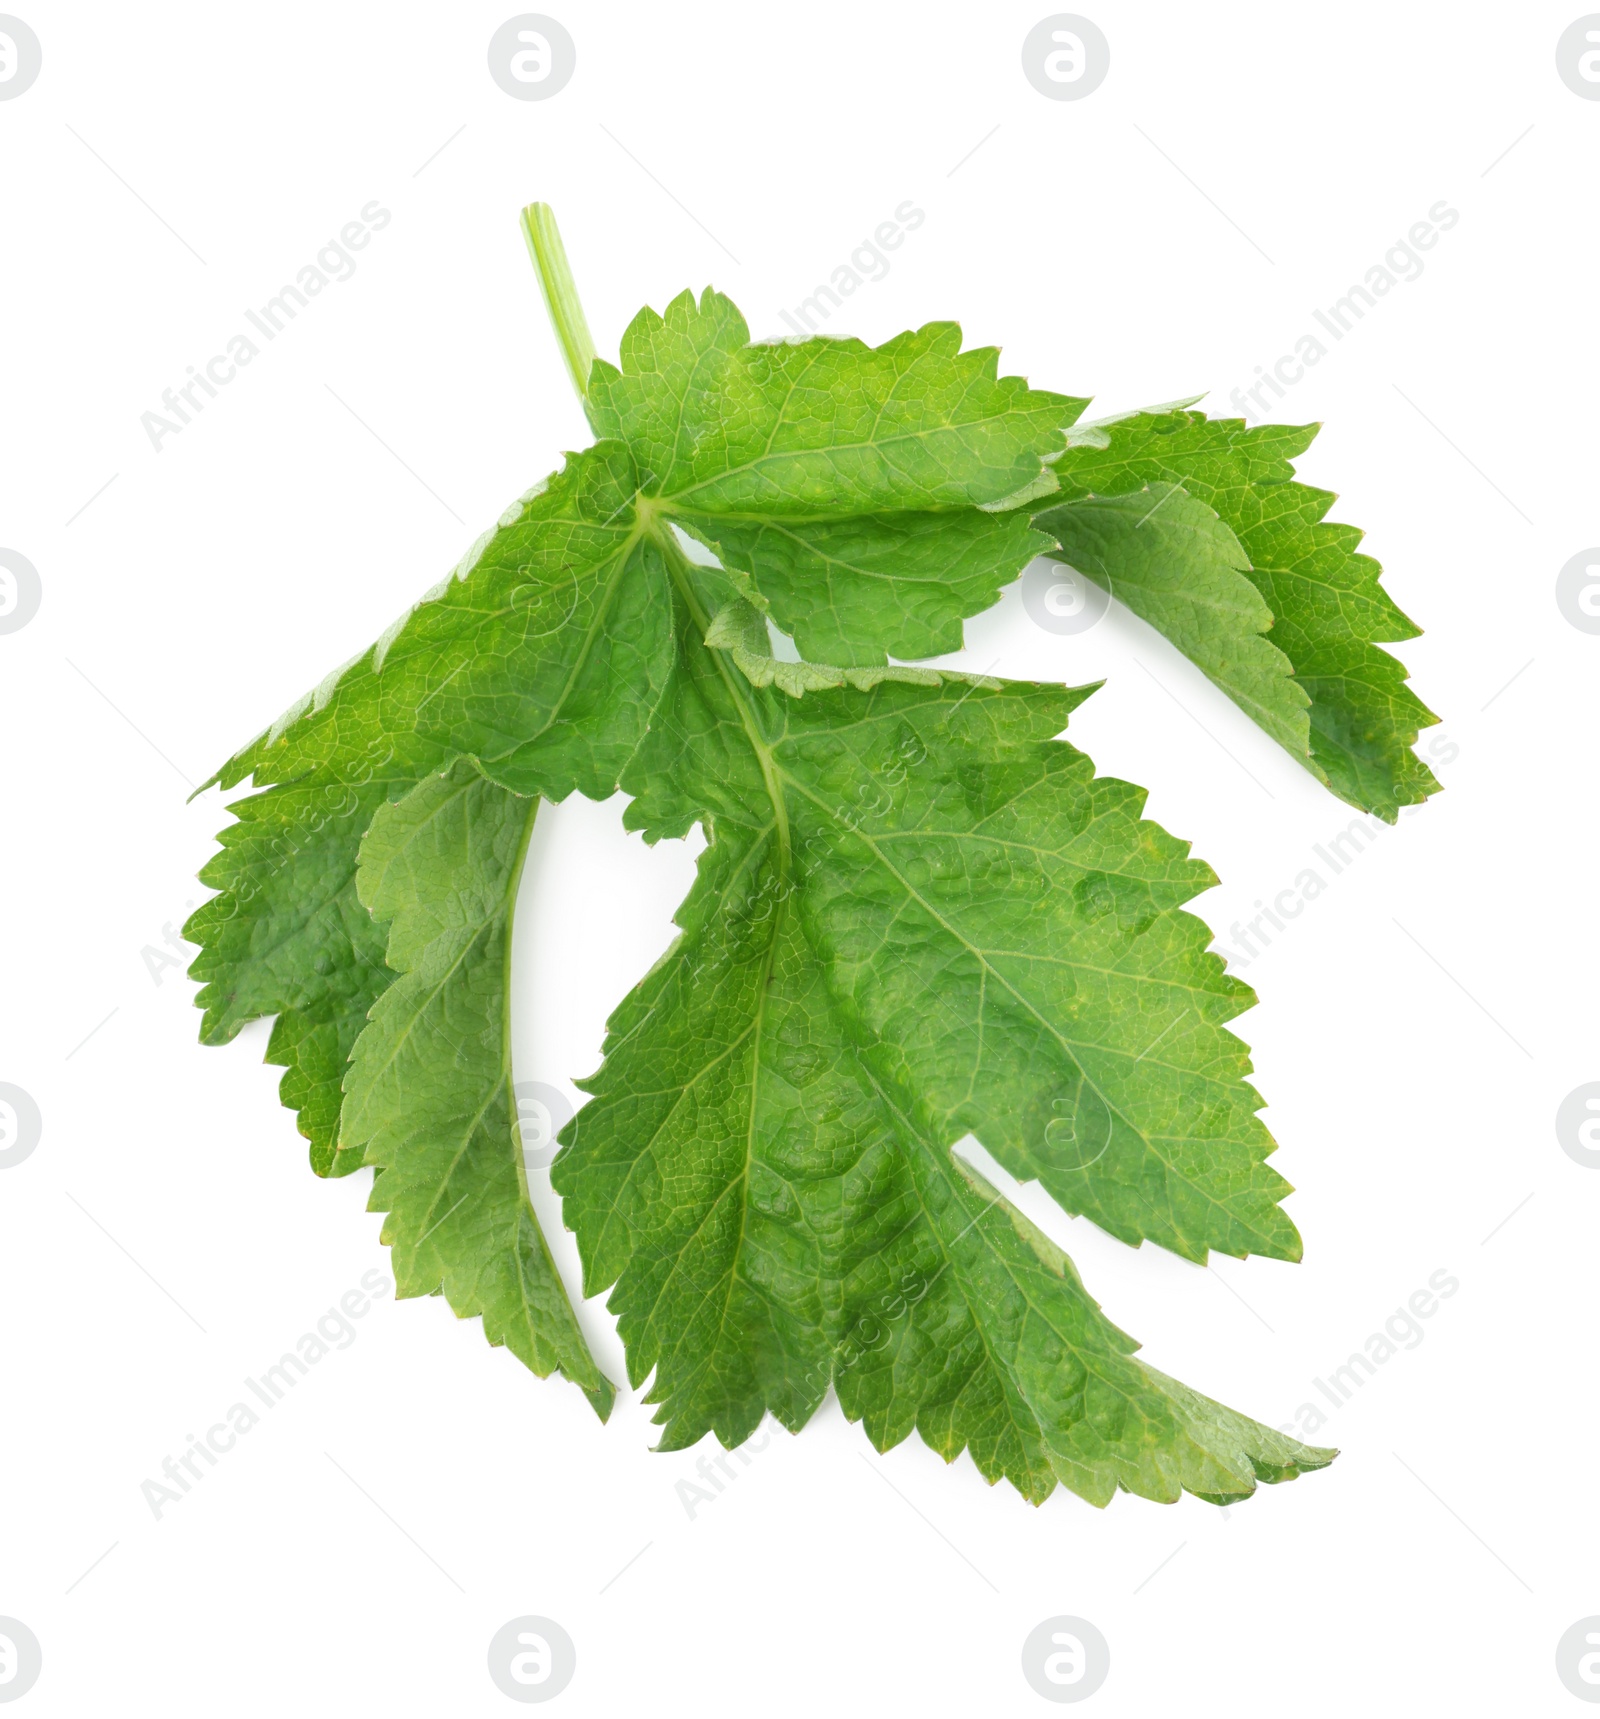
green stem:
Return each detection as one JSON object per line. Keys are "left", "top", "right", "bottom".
{"left": 521, "top": 197, "right": 789, "bottom": 877}
{"left": 520, "top": 202, "right": 598, "bottom": 420}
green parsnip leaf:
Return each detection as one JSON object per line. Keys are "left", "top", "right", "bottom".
{"left": 650, "top": 561, "right": 1296, "bottom": 1252}
{"left": 342, "top": 761, "right": 614, "bottom": 1415}
{"left": 267, "top": 1007, "right": 371, "bottom": 1177}
{"left": 1041, "top": 407, "right": 1438, "bottom": 819}
{"left": 692, "top": 604, "right": 1297, "bottom": 1265}
{"left": 185, "top": 442, "right": 678, "bottom": 1160}
{"left": 186, "top": 775, "right": 401, "bottom": 1172}
{"left": 589, "top": 299, "right": 1075, "bottom": 513}
{"left": 586, "top": 289, "right": 1080, "bottom": 666}
{"left": 557, "top": 830, "right": 1329, "bottom": 1503}
{"left": 555, "top": 554, "right": 1324, "bottom": 1500}
{"left": 1033, "top": 482, "right": 1312, "bottom": 761}
{"left": 187, "top": 297, "right": 1072, "bottom": 1142}
{"left": 208, "top": 440, "right": 673, "bottom": 802}
{"left": 185, "top": 203, "right": 1431, "bottom": 1504}
{"left": 702, "top": 509, "right": 1050, "bottom": 667}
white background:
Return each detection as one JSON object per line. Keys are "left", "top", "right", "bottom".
{"left": 2, "top": 2, "right": 1595, "bottom": 1712}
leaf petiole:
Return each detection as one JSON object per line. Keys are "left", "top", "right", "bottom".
{"left": 521, "top": 202, "right": 599, "bottom": 416}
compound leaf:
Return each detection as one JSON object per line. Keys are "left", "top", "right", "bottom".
{"left": 189, "top": 235, "right": 1397, "bottom": 1512}
{"left": 555, "top": 550, "right": 1321, "bottom": 1500}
